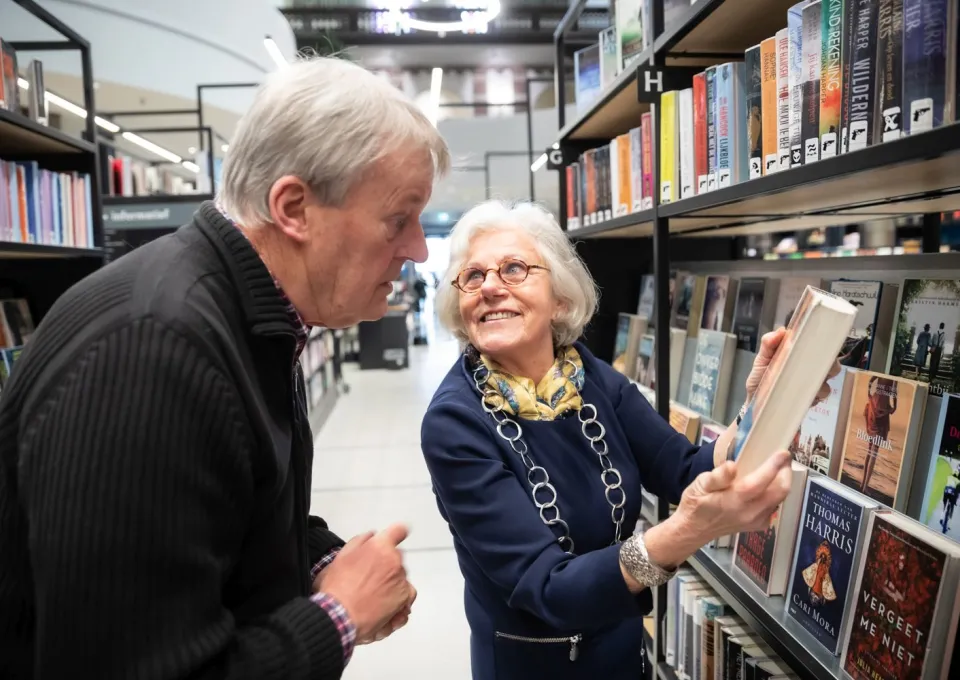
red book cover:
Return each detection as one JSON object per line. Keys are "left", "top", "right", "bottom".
{"left": 693, "top": 72, "right": 708, "bottom": 194}
{"left": 641, "top": 112, "right": 653, "bottom": 209}
{"left": 584, "top": 150, "right": 597, "bottom": 218}
{"left": 565, "top": 165, "right": 575, "bottom": 225}
{"left": 842, "top": 515, "right": 946, "bottom": 680}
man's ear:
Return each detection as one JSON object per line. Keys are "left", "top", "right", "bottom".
{"left": 268, "top": 176, "right": 312, "bottom": 243}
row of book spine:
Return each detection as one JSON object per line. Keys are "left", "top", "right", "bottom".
{"left": 0, "top": 158, "right": 95, "bottom": 248}
{"left": 659, "top": 0, "right": 959, "bottom": 202}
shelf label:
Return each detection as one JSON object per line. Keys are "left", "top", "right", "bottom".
{"left": 707, "top": 173, "right": 717, "bottom": 192}
{"left": 764, "top": 154, "right": 778, "bottom": 175}
{"left": 660, "top": 181, "right": 672, "bottom": 203}
{"left": 635, "top": 66, "right": 705, "bottom": 103}
{"left": 778, "top": 149, "right": 791, "bottom": 171}
{"left": 697, "top": 174, "right": 708, "bottom": 194}
{"left": 881, "top": 107, "right": 902, "bottom": 142}
{"left": 749, "top": 157, "right": 762, "bottom": 180}
{"left": 718, "top": 169, "right": 731, "bottom": 188}
{"left": 910, "top": 98, "right": 934, "bottom": 134}
{"left": 790, "top": 145, "right": 802, "bottom": 167}
{"left": 102, "top": 200, "right": 203, "bottom": 230}
{"left": 804, "top": 138, "right": 819, "bottom": 164}
{"left": 848, "top": 122, "right": 868, "bottom": 152}
{"left": 820, "top": 132, "right": 838, "bottom": 159}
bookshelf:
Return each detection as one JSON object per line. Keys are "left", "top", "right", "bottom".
{"left": 554, "top": 2, "right": 960, "bottom": 680}
{"left": 1, "top": 0, "right": 105, "bottom": 328}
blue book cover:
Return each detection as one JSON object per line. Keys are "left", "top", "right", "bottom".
{"left": 715, "top": 63, "right": 733, "bottom": 187}
{"left": 714, "top": 63, "right": 749, "bottom": 187}
{"left": 688, "top": 329, "right": 734, "bottom": 421}
{"left": 786, "top": 476, "right": 876, "bottom": 655}
{"left": 902, "top": 0, "right": 949, "bottom": 134}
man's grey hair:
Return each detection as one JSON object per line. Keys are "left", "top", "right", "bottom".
{"left": 218, "top": 56, "right": 450, "bottom": 225}
{"left": 436, "top": 200, "right": 599, "bottom": 348}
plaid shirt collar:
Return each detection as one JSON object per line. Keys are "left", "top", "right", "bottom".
{"left": 215, "top": 204, "right": 309, "bottom": 359}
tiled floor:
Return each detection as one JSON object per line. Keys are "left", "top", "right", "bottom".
{"left": 311, "top": 329, "right": 472, "bottom": 679}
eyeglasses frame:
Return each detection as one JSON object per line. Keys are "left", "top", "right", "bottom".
{"left": 451, "top": 259, "right": 551, "bottom": 293}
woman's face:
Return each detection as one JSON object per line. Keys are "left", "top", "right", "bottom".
{"left": 457, "top": 229, "right": 560, "bottom": 365}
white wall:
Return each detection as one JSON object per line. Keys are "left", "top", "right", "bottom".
{"left": 427, "top": 105, "right": 575, "bottom": 217}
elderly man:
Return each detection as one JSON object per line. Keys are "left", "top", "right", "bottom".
{"left": 0, "top": 56, "right": 449, "bottom": 679}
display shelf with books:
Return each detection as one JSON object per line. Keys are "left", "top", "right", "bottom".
{"left": 0, "top": 107, "right": 97, "bottom": 155}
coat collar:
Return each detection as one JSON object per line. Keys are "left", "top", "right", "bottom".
{"left": 193, "top": 200, "right": 298, "bottom": 338}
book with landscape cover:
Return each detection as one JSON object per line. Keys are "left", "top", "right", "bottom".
{"left": 828, "top": 279, "right": 898, "bottom": 373}
{"left": 792, "top": 365, "right": 854, "bottom": 476}
{"left": 616, "top": 0, "right": 648, "bottom": 69}
{"left": 728, "top": 286, "right": 857, "bottom": 478}
{"left": 802, "top": 0, "right": 824, "bottom": 163}
{"left": 840, "top": 512, "right": 960, "bottom": 680}
{"left": 689, "top": 329, "right": 737, "bottom": 423}
{"left": 786, "top": 476, "right": 880, "bottom": 655}
{"left": 838, "top": 370, "right": 928, "bottom": 511}
{"left": 918, "top": 394, "right": 960, "bottom": 540}
{"left": 887, "top": 278, "right": 960, "bottom": 396}
{"left": 733, "top": 462, "right": 810, "bottom": 596}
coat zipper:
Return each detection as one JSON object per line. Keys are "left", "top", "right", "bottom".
{"left": 494, "top": 632, "right": 582, "bottom": 661}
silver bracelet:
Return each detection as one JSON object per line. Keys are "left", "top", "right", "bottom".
{"left": 619, "top": 532, "right": 677, "bottom": 588}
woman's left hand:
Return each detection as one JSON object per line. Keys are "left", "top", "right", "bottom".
{"left": 744, "top": 328, "right": 841, "bottom": 406}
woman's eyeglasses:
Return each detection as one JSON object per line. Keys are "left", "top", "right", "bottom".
{"left": 452, "top": 259, "right": 550, "bottom": 293}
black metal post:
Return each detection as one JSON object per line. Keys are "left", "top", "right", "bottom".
{"left": 99, "top": 108, "right": 200, "bottom": 118}
{"left": 922, "top": 212, "right": 942, "bottom": 253}
{"left": 196, "top": 82, "right": 261, "bottom": 152}
{"left": 526, "top": 85, "right": 536, "bottom": 201}
{"left": 79, "top": 43, "right": 104, "bottom": 248}
{"left": 8, "top": 40, "right": 75, "bottom": 51}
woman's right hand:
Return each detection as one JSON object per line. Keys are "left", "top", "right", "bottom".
{"left": 643, "top": 451, "right": 794, "bottom": 570}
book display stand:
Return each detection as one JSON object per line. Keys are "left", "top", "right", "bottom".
{"left": 554, "top": 3, "right": 960, "bottom": 680}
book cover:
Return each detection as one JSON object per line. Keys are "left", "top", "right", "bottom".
{"left": 793, "top": 365, "right": 851, "bottom": 475}
{"left": 789, "top": 3, "right": 807, "bottom": 166}
{"left": 636, "top": 333, "right": 656, "bottom": 388}
{"left": 630, "top": 126, "right": 644, "bottom": 212}
{"left": 701, "top": 275, "right": 732, "bottom": 332}
{"left": 830, "top": 280, "right": 883, "bottom": 370}
{"left": 617, "top": 133, "right": 632, "bottom": 215}
{"left": 670, "top": 402, "right": 701, "bottom": 443}
{"left": 838, "top": 371, "right": 927, "bottom": 508}
{"left": 745, "top": 45, "right": 765, "bottom": 179}
{"left": 820, "top": 0, "right": 846, "bottom": 158}
{"left": 688, "top": 329, "right": 736, "bottom": 422}
{"left": 776, "top": 28, "right": 792, "bottom": 170}
{"left": 774, "top": 276, "right": 825, "bottom": 328}
{"left": 574, "top": 44, "right": 602, "bottom": 113}
{"left": 760, "top": 38, "right": 780, "bottom": 174}
{"left": 716, "top": 62, "right": 749, "bottom": 187}
{"left": 600, "top": 26, "right": 620, "bottom": 88}
{"left": 612, "top": 312, "right": 635, "bottom": 375}
{"left": 661, "top": 91, "right": 679, "bottom": 204}
{"left": 919, "top": 395, "right": 960, "bottom": 539}
{"left": 732, "top": 277, "right": 768, "bottom": 352}
{"left": 616, "top": 0, "right": 648, "bottom": 68}
{"left": 846, "top": 0, "right": 879, "bottom": 151}
{"left": 694, "top": 72, "right": 709, "bottom": 193}
{"left": 839, "top": 0, "right": 859, "bottom": 152}
{"left": 565, "top": 165, "right": 579, "bottom": 230}
{"left": 734, "top": 510, "right": 783, "bottom": 595}
{"left": 841, "top": 514, "right": 949, "bottom": 680}
{"left": 803, "top": 1, "right": 824, "bottom": 163}
{"left": 706, "top": 66, "right": 719, "bottom": 191}
{"left": 875, "top": 0, "right": 904, "bottom": 141}
{"left": 888, "top": 278, "right": 960, "bottom": 396}
{"left": 679, "top": 88, "right": 696, "bottom": 199}
{"left": 787, "top": 477, "right": 876, "bottom": 654}
{"left": 700, "top": 597, "right": 730, "bottom": 680}
{"left": 637, "top": 274, "right": 656, "bottom": 321}
{"left": 641, "top": 112, "right": 654, "bottom": 209}
{"left": 674, "top": 272, "right": 698, "bottom": 331}
{"left": 903, "top": 0, "right": 950, "bottom": 135}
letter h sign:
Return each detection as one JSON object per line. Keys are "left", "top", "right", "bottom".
{"left": 635, "top": 66, "right": 702, "bottom": 103}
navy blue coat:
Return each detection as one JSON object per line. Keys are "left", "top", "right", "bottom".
{"left": 421, "top": 342, "right": 717, "bottom": 680}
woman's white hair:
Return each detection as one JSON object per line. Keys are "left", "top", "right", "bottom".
{"left": 436, "top": 200, "right": 599, "bottom": 348}
{"left": 218, "top": 55, "right": 450, "bottom": 225}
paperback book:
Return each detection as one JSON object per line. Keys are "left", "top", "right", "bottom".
{"left": 802, "top": 0, "right": 824, "bottom": 163}
{"left": 688, "top": 329, "right": 737, "bottom": 423}
{"left": 918, "top": 394, "right": 960, "bottom": 540}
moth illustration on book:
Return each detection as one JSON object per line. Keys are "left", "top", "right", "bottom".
{"left": 889, "top": 279, "right": 960, "bottom": 396}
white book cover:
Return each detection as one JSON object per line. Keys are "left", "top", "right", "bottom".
{"left": 776, "top": 28, "right": 792, "bottom": 170}
{"left": 630, "top": 126, "right": 644, "bottom": 212}
{"left": 679, "top": 88, "right": 696, "bottom": 198}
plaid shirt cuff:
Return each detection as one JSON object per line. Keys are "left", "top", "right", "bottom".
{"left": 311, "top": 591, "right": 357, "bottom": 665}
{"left": 310, "top": 546, "right": 341, "bottom": 581}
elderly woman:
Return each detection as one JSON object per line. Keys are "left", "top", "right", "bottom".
{"left": 421, "top": 200, "right": 829, "bottom": 680}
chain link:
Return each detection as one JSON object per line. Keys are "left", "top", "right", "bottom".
{"left": 472, "top": 360, "right": 626, "bottom": 553}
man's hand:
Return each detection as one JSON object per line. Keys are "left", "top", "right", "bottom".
{"left": 357, "top": 583, "right": 417, "bottom": 645}
{"left": 318, "top": 523, "right": 414, "bottom": 643}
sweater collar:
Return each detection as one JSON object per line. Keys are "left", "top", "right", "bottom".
{"left": 194, "top": 200, "right": 302, "bottom": 339}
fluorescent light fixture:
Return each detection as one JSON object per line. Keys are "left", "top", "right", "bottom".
{"left": 122, "top": 132, "right": 182, "bottom": 164}
{"left": 18, "top": 76, "right": 120, "bottom": 132}
{"left": 264, "top": 36, "right": 289, "bottom": 69}
{"left": 530, "top": 153, "right": 548, "bottom": 172}
{"left": 182, "top": 161, "right": 200, "bottom": 173}
{"left": 427, "top": 67, "right": 443, "bottom": 126}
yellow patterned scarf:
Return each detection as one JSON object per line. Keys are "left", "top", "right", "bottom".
{"left": 478, "top": 346, "right": 585, "bottom": 421}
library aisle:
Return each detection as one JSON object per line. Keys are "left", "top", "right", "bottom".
{"left": 311, "top": 333, "right": 471, "bottom": 679}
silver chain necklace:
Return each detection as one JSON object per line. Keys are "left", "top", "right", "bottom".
{"left": 471, "top": 358, "right": 626, "bottom": 554}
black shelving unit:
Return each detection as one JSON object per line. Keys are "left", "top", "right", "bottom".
{"left": 551, "top": 2, "right": 960, "bottom": 680}
{"left": 1, "top": 0, "right": 106, "bottom": 322}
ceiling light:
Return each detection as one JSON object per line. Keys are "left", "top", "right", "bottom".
{"left": 221, "top": 143, "right": 230, "bottom": 153}
{"left": 427, "top": 67, "right": 443, "bottom": 126}
{"left": 122, "top": 132, "right": 182, "bottom": 164}
{"left": 182, "top": 161, "right": 200, "bottom": 173}
{"left": 264, "top": 36, "right": 289, "bottom": 69}
{"left": 188, "top": 146, "right": 197, "bottom": 154}
{"left": 18, "top": 77, "right": 120, "bottom": 132}
{"left": 388, "top": 1, "right": 500, "bottom": 33}
{"left": 530, "top": 153, "right": 548, "bottom": 172}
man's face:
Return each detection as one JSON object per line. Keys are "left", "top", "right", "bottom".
{"left": 303, "top": 146, "right": 433, "bottom": 328}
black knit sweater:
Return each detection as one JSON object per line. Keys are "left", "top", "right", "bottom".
{"left": 0, "top": 203, "right": 346, "bottom": 679}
